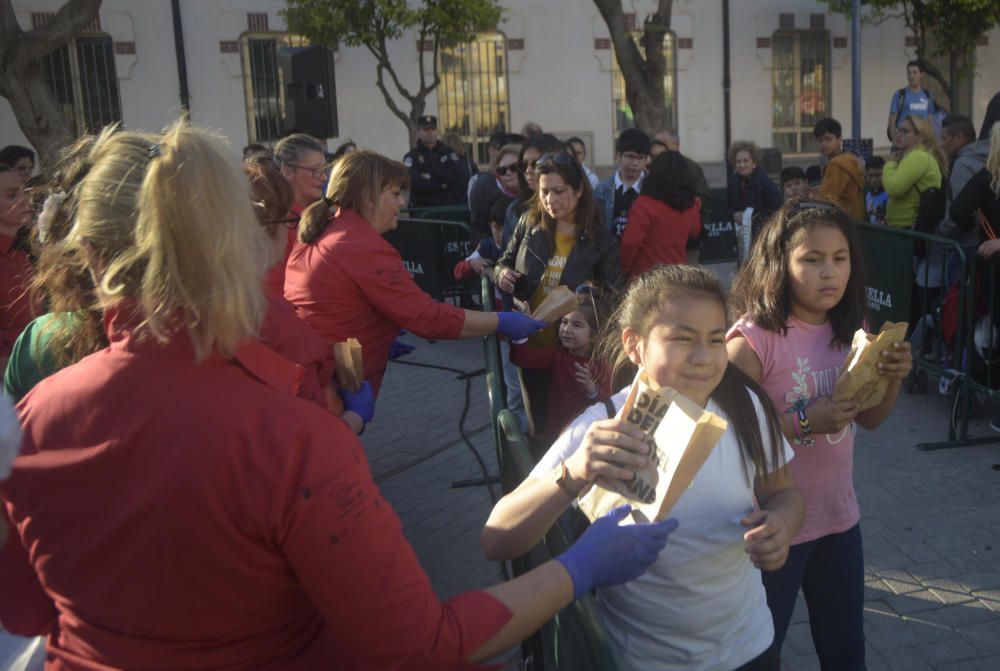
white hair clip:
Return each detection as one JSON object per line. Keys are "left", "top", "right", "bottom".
{"left": 36, "top": 190, "right": 66, "bottom": 244}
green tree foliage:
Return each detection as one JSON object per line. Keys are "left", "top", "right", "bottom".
{"left": 826, "top": 0, "right": 1000, "bottom": 111}
{"left": 283, "top": 0, "right": 503, "bottom": 145}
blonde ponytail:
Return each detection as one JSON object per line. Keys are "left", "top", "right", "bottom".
{"left": 74, "top": 121, "right": 272, "bottom": 360}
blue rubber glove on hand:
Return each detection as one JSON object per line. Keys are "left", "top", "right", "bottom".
{"left": 339, "top": 381, "right": 375, "bottom": 424}
{"left": 388, "top": 339, "right": 416, "bottom": 360}
{"left": 556, "top": 505, "right": 679, "bottom": 600}
{"left": 496, "top": 311, "right": 547, "bottom": 341}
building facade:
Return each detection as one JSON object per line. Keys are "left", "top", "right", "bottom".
{"left": 3, "top": 0, "right": 999, "bottom": 183}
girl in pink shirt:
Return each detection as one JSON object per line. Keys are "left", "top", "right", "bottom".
{"left": 727, "top": 198, "right": 912, "bottom": 670}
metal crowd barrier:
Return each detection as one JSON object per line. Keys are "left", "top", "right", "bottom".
{"left": 479, "top": 277, "right": 624, "bottom": 671}
{"left": 922, "top": 253, "right": 1000, "bottom": 450}
{"left": 384, "top": 217, "right": 477, "bottom": 303}
{"left": 855, "top": 223, "right": 993, "bottom": 449}
{"left": 402, "top": 204, "right": 473, "bottom": 227}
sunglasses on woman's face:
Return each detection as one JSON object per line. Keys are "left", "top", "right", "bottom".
{"left": 496, "top": 164, "right": 520, "bottom": 176}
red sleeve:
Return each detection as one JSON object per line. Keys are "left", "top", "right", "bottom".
{"left": 351, "top": 244, "right": 466, "bottom": 340}
{"left": 276, "top": 419, "right": 512, "bottom": 667}
{"left": 689, "top": 198, "right": 703, "bottom": 241}
{"left": 620, "top": 198, "right": 651, "bottom": 276}
{"left": 0, "top": 503, "right": 57, "bottom": 636}
{"left": 453, "top": 259, "right": 475, "bottom": 281}
{"left": 510, "top": 343, "right": 558, "bottom": 370}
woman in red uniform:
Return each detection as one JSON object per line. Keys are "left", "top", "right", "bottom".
{"left": 0, "top": 164, "right": 34, "bottom": 367}
{"left": 267, "top": 133, "right": 329, "bottom": 296}
{"left": 284, "top": 150, "right": 546, "bottom": 395}
{"left": 0, "top": 122, "right": 677, "bottom": 670}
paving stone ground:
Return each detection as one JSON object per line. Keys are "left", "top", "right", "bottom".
{"left": 3, "top": 263, "right": 1000, "bottom": 668}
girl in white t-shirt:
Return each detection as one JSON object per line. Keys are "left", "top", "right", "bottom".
{"left": 482, "top": 264, "right": 804, "bottom": 671}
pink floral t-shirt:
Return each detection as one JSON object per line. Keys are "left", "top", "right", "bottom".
{"left": 728, "top": 316, "right": 860, "bottom": 544}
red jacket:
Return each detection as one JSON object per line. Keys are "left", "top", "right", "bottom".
{"left": 0, "top": 232, "right": 34, "bottom": 359}
{"left": 264, "top": 202, "right": 303, "bottom": 299}
{"left": 1, "top": 306, "right": 510, "bottom": 669}
{"left": 510, "top": 343, "right": 611, "bottom": 441}
{"left": 258, "top": 289, "right": 340, "bottom": 414}
{"left": 284, "top": 209, "right": 466, "bottom": 394}
{"left": 620, "top": 195, "right": 701, "bottom": 279}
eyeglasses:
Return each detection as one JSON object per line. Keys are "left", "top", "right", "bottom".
{"left": 266, "top": 214, "right": 300, "bottom": 230}
{"left": 574, "top": 283, "right": 602, "bottom": 332}
{"left": 287, "top": 163, "right": 330, "bottom": 179}
{"left": 496, "top": 164, "right": 520, "bottom": 176}
{"left": 620, "top": 152, "right": 648, "bottom": 162}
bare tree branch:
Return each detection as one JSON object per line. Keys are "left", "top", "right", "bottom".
{"left": 594, "top": 0, "right": 645, "bottom": 86}
{"left": 11, "top": 0, "right": 102, "bottom": 67}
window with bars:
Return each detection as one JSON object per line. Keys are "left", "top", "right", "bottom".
{"left": 41, "top": 35, "right": 123, "bottom": 134}
{"left": 772, "top": 30, "right": 830, "bottom": 155}
{"left": 240, "top": 33, "right": 310, "bottom": 143}
{"left": 612, "top": 33, "right": 677, "bottom": 138}
{"left": 436, "top": 33, "right": 510, "bottom": 166}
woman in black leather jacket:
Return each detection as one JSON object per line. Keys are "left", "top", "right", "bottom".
{"left": 494, "top": 152, "right": 624, "bottom": 324}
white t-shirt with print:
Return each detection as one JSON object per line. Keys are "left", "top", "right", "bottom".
{"left": 531, "top": 386, "right": 795, "bottom": 671}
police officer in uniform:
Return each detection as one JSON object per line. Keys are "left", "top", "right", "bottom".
{"left": 403, "top": 115, "right": 464, "bottom": 207}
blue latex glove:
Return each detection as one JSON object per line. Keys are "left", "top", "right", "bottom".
{"left": 556, "top": 505, "right": 679, "bottom": 600}
{"left": 496, "top": 311, "right": 547, "bottom": 341}
{"left": 388, "top": 339, "right": 416, "bottom": 360}
{"left": 339, "top": 381, "right": 375, "bottom": 424}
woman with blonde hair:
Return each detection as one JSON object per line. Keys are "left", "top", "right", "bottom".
{"left": 883, "top": 114, "right": 947, "bottom": 229}
{"left": 4, "top": 145, "right": 372, "bottom": 435}
{"left": 0, "top": 122, "right": 676, "bottom": 668}
{"left": 284, "top": 149, "right": 546, "bottom": 397}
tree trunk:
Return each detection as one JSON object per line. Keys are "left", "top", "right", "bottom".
{"left": 0, "top": 63, "right": 73, "bottom": 170}
{"left": 594, "top": 0, "right": 673, "bottom": 135}
{"left": 0, "top": 0, "right": 103, "bottom": 171}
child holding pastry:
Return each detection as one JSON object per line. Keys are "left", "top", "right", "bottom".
{"left": 483, "top": 264, "right": 803, "bottom": 671}
{"left": 727, "top": 197, "right": 911, "bottom": 670}
{"left": 510, "top": 289, "right": 610, "bottom": 445}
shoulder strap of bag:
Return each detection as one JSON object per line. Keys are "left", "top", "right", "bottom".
{"left": 603, "top": 398, "right": 616, "bottom": 418}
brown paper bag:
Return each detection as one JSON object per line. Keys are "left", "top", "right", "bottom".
{"left": 531, "top": 285, "right": 579, "bottom": 323}
{"left": 832, "top": 321, "right": 908, "bottom": 411}
{"left": 577, "top": 369, "right": 728, "bottom": 523}
{"left": 333, "top": 338, "right": 364, "bottom": 392}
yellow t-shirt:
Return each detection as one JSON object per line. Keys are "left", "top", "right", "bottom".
{"left": 527, "top": 230, "right": 576, "bottom": 346}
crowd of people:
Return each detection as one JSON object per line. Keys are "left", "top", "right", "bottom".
{"left": 0, "top": 73, "right": 998, "bottom": 670}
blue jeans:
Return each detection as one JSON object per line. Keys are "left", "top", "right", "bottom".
{"left": 762, "top": 523, "right": 866, "bottom": 671}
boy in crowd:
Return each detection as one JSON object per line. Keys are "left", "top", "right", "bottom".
{"left": 454, "top": 196, "right": 510, "bottom": 281}
{"left": 780, "top": 166, "right": 810, "bottom": 199}
{"left": 865, "top": 156, "right": 888, "bottom": 225}
{"left": 594, "top": 128, "right": 650, "bottom": 239}
{"left": 814, "top": 117, "right": 864, "bottom": 219}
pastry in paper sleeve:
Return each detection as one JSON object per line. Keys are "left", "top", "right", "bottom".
{"left": 577, "top": 369, "right": 728, "bottom": 524}
{"left": 531, "top": 285, "right": 579, "bottom": 324}
{"left": 333, "top": 338, "right": 364, "bottom": 393}
{"left": 832, "top": 321, "right": 908, "bottom": 411}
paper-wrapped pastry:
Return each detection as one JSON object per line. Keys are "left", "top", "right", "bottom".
{"left": 531, "top": 285, "right": 579, "bottom": 323}
{"left": 832, "top": 321, "right": 908, "bottom": 411}
{"left": 577, "top": 369, "right": 728, "bottom": 523}
{"left": 333, "top": 338, "right": 364, "bottom": 392}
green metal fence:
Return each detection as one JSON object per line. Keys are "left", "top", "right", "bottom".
{"left": 480, "top": 277, "right": 624, "bottom": 670}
